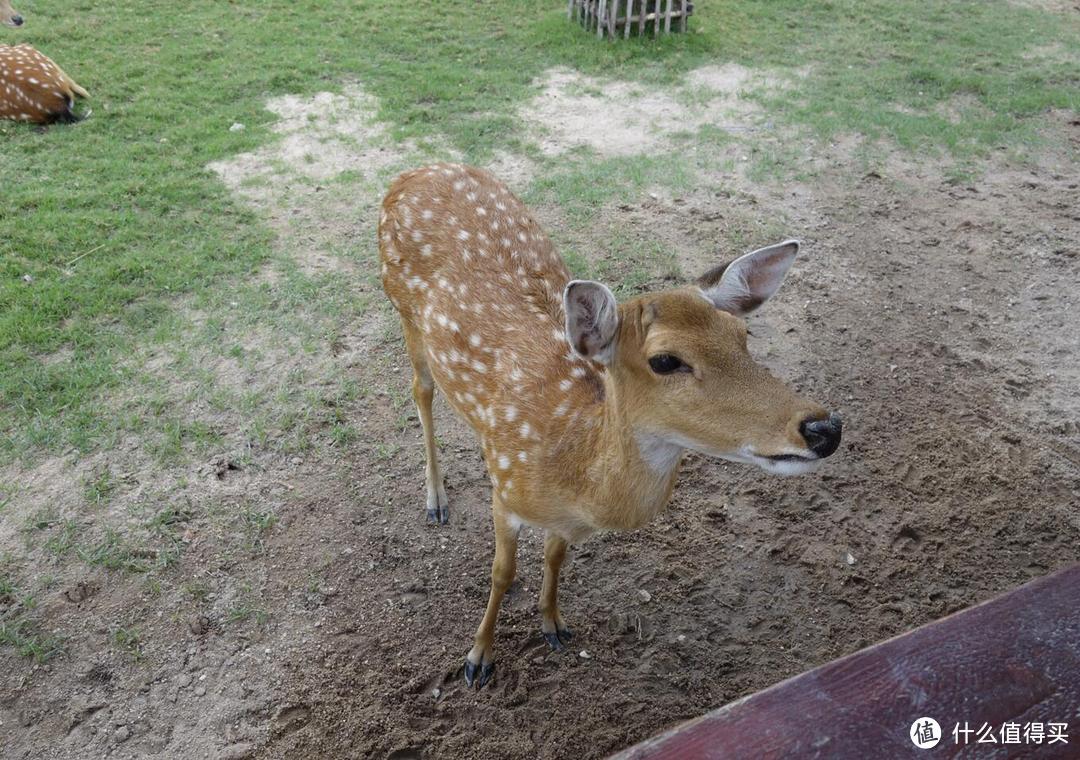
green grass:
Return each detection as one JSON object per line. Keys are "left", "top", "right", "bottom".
{"left": 146, "top": 504, "right": 193, "bottom": 535}
{"left": 225, "top": 583, "right": 270, "bottom": 626}
{"left": 240, "top": 506, "right": 277, "bottom": 555}
{"left": 0, "top": 618, "right": 65, "bottom": 662}
{"left": 83, "top": 467, "right": 118, "bottom": 507}
{"left": 110, "top": 626, "right": 144, "bottom": 661}
{"left": 44, "top": 519, "right": 79, "bottom": 557}
{"left": 1, "top": 0, "right": 1077, "bottom": 465}
{"left": 0, "top": 575, "right": 65, "bottom": 662}
{"left": 76, "top": 527, "right": 179, "bottom": 573}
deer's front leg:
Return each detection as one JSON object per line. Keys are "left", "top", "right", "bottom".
{"left": 464, "top": 506, "right": 519, "bottom": 688}
{"left": 540, "top": 531, "right": 573, "bottom": 650}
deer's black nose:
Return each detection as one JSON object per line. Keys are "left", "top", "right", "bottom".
{"left": 800, "top": 413, "right": 842, "bottom": 458}
{"left": 12, "top": 15, "right": 23, "bottom": 26}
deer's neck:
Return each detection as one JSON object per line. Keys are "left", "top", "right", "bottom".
{"left": 574, "top": 373, "right": 683, "bottom": 531}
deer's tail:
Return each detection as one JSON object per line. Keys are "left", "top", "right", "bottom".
{"left": 54, "top": 63, "right": 89, "bottom": 100}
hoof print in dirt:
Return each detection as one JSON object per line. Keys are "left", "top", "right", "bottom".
{"left": 187, "top": 614, "right": 212, "bottom": 636}
{"left": 212, "top": 456, "right": 243, "bottom": 480}
{"left": 63, "top": 581, "right": 97, "bottom": 604}
{"left": 463, "top": 660, "right": 495, "bottom": 688}
{"left": 272, "top": 704, "right": 311, "bottom": 736}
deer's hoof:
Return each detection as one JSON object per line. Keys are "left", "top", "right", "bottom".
{"left": 464, "top": 659, "right": 495, "bottom": 688}
{"left": 426, "top": 504, "right": 450, "bottom": 525}
{"left": 543, "top": 627, "right": 574, "bottom": 651}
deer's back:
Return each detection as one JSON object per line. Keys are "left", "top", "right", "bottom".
{"left": 379, "top": 164, "right": 605, "bottom": 490}
{"left": 0, "top": 45, "right": 75, "bottom": 123}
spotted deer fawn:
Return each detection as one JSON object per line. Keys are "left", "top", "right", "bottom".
{"left": 1, "top": 0, "right": 23, "bottom": 27}
{"left": 379, "top": 164, "right": 842, "bottom": 688}
{"left": 0, "top": 44, "right": 89, "bottom": 124}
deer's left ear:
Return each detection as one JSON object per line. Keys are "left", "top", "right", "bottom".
{"left": 564, "top": 280, "right": 619, "bottom": 365}
{"left": 698, "top": 240, "right": 800, "bottom": 316}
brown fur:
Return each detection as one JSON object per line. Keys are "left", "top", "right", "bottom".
{"left": 379, "top": 164, "right": 833, "bottom": 682}
{"left": 0, "top": 0, "right": 21, "bottom": 27}
{"left": 0, "top": 44, "right": 89, "bottom": 124}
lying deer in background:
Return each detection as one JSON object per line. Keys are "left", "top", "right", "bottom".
{"left": 379, "top": 164, "right": 842, "bottom": 688}
{"left": 0, "top": 44, "right": 90, "bottom": 124}
{"left": 1, "top": 0, "right": 23, "bottom": 27}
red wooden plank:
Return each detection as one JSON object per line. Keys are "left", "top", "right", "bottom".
{"left": 611, "top": 564, "right": 1080, "bottom": 759}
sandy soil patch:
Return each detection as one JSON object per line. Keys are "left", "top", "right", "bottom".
{"left": 523, "top": 63, "right": 795, "bottom": 157}
{"left": 208, "top": 84, "right": 459, "bottom": 277}
{"left": 207, "top": 84, "right": 543, "bottom": 279}
{"left": 1006, "top": 0, "right": 1079, "bottom": 12}
{"left": 209, "top": 85, "right": 396, "bottom": 194}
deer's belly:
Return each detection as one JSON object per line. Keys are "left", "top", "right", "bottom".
{"left": 0, "top": 83, "right": 66, "bottom": 123}
{"left": 505, "top": 507, "right": 596, "bottom": 544}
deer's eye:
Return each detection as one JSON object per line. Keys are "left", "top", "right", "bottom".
{"left": 648, "top": 353, "right": 690, "bottom": 375}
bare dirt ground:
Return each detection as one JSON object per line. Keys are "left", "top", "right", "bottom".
{"left": 2, "top": 68, "right": 1079, "bottom": 759}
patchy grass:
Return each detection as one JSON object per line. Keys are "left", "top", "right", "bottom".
{"left": 0, "top": 618, "right": 66, "bottom": 663}
{"left": 44, "top": 519, "right": 79, "bottom": 558}
{"left": 110, "top": 626, "right": 144, "bottom": 661}
{"left": 239, "top": 506, "right": 278, "bottom": 556}
{"left": 2, "top": 0, "right": 1078, "bottom": 467}
{"left": 82, "top": 468, "right": 118, "bottom": 507}
{"left": 0, "top": 576, "right": 65, "bottom": 662}
{"left": 526, "top": 154, "right": 699, "bottom": 227}
{"left": 755, "top": 2, "right": 1080, "bottom": 157}
{"left": 225, "top": 583, "right": 270, "bottom": 627}
{"left": 146, "top": 505, "right": 194, "bottom": 537}
{"left": 76, "top": 527, "right": 180, "bottom": 574}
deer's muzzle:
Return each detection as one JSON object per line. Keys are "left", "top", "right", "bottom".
{"left": 799, "top": 413, "right": 843, "bottom": 458}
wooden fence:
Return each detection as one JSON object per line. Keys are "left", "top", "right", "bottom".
{"left": 569, "top": 0, "right": 694, "bottom": 39}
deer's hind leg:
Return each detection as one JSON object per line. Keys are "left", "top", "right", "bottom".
{"left": 401, "top": 320, "right": 449, "bottom": 524}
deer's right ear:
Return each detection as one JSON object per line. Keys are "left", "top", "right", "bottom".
{"left": 564, "top": 280, "right": 619, "bottom": 365}
{"left": 698, "top": 240, "right": 800, "bottom": 316}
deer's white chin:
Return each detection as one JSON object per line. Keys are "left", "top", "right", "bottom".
{"left": 750, "top": 454, "right": 822, "bottom": 476}
{"left": 713, "top": 446, "right": 821, "bottom": 476}
{"left": 638, "top": 432, "right": 821, "bottom": 477}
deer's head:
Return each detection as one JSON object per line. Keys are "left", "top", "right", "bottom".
{"left": 565, "top": 240, "right": 842, "bottom": 476}
{"left": 0, "top": 1, "right": 23, "bottom": 27}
